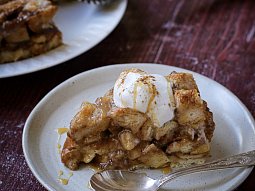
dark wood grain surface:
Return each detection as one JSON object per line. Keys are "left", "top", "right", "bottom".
{"left": 1, "top": 0, "right": 255, "bottom": 190}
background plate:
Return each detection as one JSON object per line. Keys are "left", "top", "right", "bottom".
{"left": 23, "top": 64, "right": 255, "bottom": 191}
{"left": 0, "top": 0, "right": 127, "bottom": 78}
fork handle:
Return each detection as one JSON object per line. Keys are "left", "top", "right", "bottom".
{"left": 158, "top": 150, "right": 255, "bottom": 187}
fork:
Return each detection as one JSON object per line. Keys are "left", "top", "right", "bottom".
{"left": 78, "top": 0, "right": 111, "bottom": 4}
{"left": 55, "top": 0, "right": 111, "bottom": 5}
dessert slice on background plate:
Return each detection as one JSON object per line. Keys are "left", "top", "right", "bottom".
{"left": 0, "top": 0, "right": 127, "bottom": 78}
{"left": 0, "top": 0, "right": 62, "bottom": 63}
{"left": 61, "top": 68, "right": 215, "bottom": 171}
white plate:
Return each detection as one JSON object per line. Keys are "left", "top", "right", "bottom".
{"left": 23, "top": 64, "right": 255, "bottom": 191}
{"left": 0, "top": 1, "right": 127, "bottom": 78}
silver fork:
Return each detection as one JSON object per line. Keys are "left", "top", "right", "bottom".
{"left": 90, "top": 150, "right": 255, "bottom": 191}
{"left": 81, "top": 0, "right": 111, "bottom": 4}
{"left": 55, "top": 0, "right": 111, "bottom": 5}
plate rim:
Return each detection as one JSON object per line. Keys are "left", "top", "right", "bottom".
{"left": 22, "top": 63, "right": 255, "bottom": 191}
{"left": 0, "top": 0, "right": 128, "bottom": 78}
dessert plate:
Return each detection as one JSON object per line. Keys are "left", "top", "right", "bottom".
{"left": 0, "top": 0, "right": 127, "bottom": 78}
{"left": 22, "top": 64, "right": 255, "bottom": 191}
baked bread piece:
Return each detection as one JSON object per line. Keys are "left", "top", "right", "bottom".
{"left": 61, "top": 69, "right": 215, "bottom": 171}
{"left": 0, "top": 0, "right": 62, "bottom": 63}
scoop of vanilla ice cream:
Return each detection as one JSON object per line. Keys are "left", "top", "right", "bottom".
{"left": 113, "top": 69, "right": 175, "bottom": 127}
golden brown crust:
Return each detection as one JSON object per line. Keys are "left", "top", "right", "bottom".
{"left": 166, "top": 72, "right": 198, "bottom": 90}
{"left": 175, "top": 89, "right": 206, "bottom": 125}
{"left": 69, "top": 100, "right": 111, "bottom": 143}
{"left": 138, "top": 144, "right": 169, "bottom": 168}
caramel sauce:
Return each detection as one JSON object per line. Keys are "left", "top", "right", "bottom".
{"left": 57, "top": 143, "right": 61, "bottom": 150}
{"left": 161, "top": 166, "right": 172, "bottom": 174}
{"left": 120, "top": 92, "right": 128, "bottom": 108}
{"left": 58, "top": 171, "right": 73, "bottom": 185}
{"left": 57, "top": 127, "right": 69, "bottom": 135}
{"left": 56, "top": 129, "right": 72, "bottom": 185}
{"left": 59, "top": 178, "right": 68, "bottom": 185}
{"left": 133, "top": 81, "right": 139, "bottom": 110}
{"left": 56, "top": 127, "right": 68, "bottom": 154}
{"left": 146, "top": 82, "right": 157, "bottom": 113}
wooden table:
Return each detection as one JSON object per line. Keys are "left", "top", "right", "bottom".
{"left": 0, "top": 0, "right": 254, "bottom": 190}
